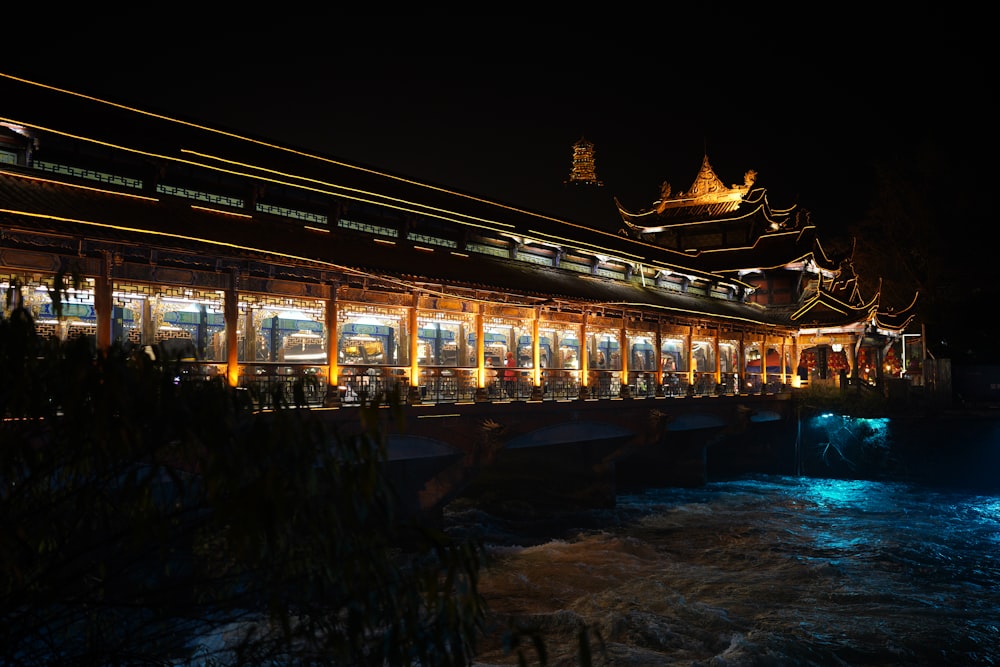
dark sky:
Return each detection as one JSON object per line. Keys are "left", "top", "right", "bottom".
{"left": 2, "top": 13, "right": 989, "bottom": 240}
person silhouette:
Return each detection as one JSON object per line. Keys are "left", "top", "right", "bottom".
{"left": 503, "top": 351, "right": 517, "bottom": 398}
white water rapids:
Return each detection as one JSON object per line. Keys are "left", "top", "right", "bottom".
{"left": 448, "top": 474, "right": 1000, "bottom": 666}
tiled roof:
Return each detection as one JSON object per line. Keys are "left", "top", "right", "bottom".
{"left": 0, "top": 169, "right": 789, "bottom": 328}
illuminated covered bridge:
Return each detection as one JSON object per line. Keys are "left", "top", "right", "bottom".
{"left": 0, "top": 73, "right": 923, "bottom": 510}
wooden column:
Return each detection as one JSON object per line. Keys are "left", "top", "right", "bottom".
{"left": 141, "top": 298, "right": 155, "bottom": 348}
{"left": 94, "top": 254, "right": 112, "bottom": 351}
{"left": 738, "top": 332, "right": 746, "bottom": 393}
{"left": 791, "top": 334, "right": 801, "bottom": 388}
{"left": 225, "top": 276, "right": 239, "bottom": 388}
{"left": 325, "top": 284, "right": 339, "bottom": 406}
{"left": 713, "top": 330, "right": 721, "bottom": 385}
{"left": 528, "top": 309, "right": 542, "bottom": 400}
{"left": 579, "top": 311, "right": 590, "bottom": 399}
{"left": 654, "top": 321, "right": 664, "bottom": 397}
{"left": 408, "top": 300, "right": 421, "bottom": 404}
{"left": 686, "top": 326, "right": 694, "bottom": 389}
{"left": 760, "top": 336, "right": 768, "bottom": 389}
{"left": 475, "top": 310, "right": 487, "bottom": 402}
{"left": 619, "top": 319, "right": 631, "bottom": 398}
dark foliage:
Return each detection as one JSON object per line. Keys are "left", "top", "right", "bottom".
{"left": 0, "top": 300, "right": 488, "bottom": 665}
{"left": 847, "top": 141, "right": 997, "bottom": 364}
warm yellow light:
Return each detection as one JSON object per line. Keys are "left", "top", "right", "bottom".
{"left": 190, "top": 205, "right": 251, "bottom": 219}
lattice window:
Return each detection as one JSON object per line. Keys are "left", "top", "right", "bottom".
{"left": 466, "top": 242, "right": 507, "bottom": 258}
{"left": 595, "top": 268, "right": 625, "bottom": 280}
{"left": 256, "top": 202, "right": 327, "bottom": 225}
{"left": 561, "top": 261, "right": 591, "bottom": 274}
{"left": 338, "top": 218, "right": 398, "bottom": 237}
{"left": 515, "top": 251, "right": 554, "bottom": 267}
{"left": 33, "top": 161, "right": 142, "bottom": 188}
{"left": 407, "top": 233, "right": 457, "bottom": 249}
{"left": 156, "top": 184, "right": 243, "bottom": 208}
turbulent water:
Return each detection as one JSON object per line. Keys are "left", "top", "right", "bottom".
{"left": 445, "top": 474, "right": 1000, "bottom": 666}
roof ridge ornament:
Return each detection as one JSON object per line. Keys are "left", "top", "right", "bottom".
{"left": 652, "top": 154, "right": 755, "bottom": 214}
{"left": 686, "top": 154, "right": 726, "bottom": 197}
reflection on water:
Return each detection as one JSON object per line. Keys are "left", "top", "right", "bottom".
{"left": 446, "top": 475, "right": 1000, "bottom": 666}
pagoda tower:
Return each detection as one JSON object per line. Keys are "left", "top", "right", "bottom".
{"left": 564, "top": 137, "right": 603, "bottom": 187}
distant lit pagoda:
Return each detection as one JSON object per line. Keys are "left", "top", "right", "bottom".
{"left": 565, "top": 136, "right": 603, "bottom": 187}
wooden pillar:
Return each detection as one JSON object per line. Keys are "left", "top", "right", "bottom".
{"left": 848, "top": 333, "right": 859, "bottom": 381}
{"left": 619, "top": 319, "right": 631, "bottom": 398}
{"left": 530, "top": 308, "right": 543, "bottom": 400}
{"left": 760, "top": 335, "right": 767, "bottom": 389}
{"left": 141, "top": 298, "right": 155, "bottom": 347}
{"left": 579, "top": 312, "right": 590, "bottom": 399}
{"left": 408, "top": 301, "right": 421, "bottom": 404}
{"left": 686, "top": 326, "right": 694, "bottom": 389}
{"left": 225, "top": 276, "right": 239, "bottom": 388}
{"left": 791, "top": 334, "right": 801, "bottom": 387}
{"left": 325, "top": 285, "right": 339, "bottom": 406}
{"left": 475, "top": 310, "right": 487, "bottom": 402}
{"left": 738, "top": 332, "right": 746, "bottom": 393}
{"left": 94, "top": 255, "right": 112, "bottom": 351}
{"left": 654, "top": 321, "right": 664, "bottom": 397}
{"left": 780, "top": 338, "right": 787, "bottom": 385}
{"left": 713, "top": 330, "right": 721, "bottom": 385}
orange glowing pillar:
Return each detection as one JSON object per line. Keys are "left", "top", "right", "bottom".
{"left": 476, "top": 311, "right": 485, "bottom": 388}
{"left": 714, "top": 331, "right": 721, "bottom": 385}
{"left": 225, "top": 282, "right": 239, "bottom": 388}
{"left": 532, "top": 309, "right": 541, "bottom": 388}
{"left": 620, "top": 321, "right": 628, "bottom": 390}
{"left": 326, "top": 286, "right": 339, "bottom": 392}
{"left": 409, "top": 303, "right": 419, "bottom": 388}
{"left": 686, "top": 327, "right": 694, "bottom": 387}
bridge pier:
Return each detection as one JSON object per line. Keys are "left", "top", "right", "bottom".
{"left": 312, "top": 393, "right": 796, "bottom": 518}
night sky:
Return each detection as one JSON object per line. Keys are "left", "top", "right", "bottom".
{"left": 3, "top": 14, "right": 990, "bottom": 248}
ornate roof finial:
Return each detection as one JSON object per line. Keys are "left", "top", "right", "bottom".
{"left": 686, "top": 154, "right": 726, "bottom": 197}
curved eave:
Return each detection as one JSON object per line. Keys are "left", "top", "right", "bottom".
{"left": 871, "top": 291, "right": 920, "bottom": 332}
{"left": 871, "top": 311, "right": 917, "bottom": 332}
{"left": 789, "top": 288, "right": 879, "bottom": 325}
{"left": 616, "top": 188, "right": 795, "bottom": 233}
{"left": 883, "top": 290, "right": 920, "bottom": 316}
{"left": 812, "top": 237, "right": 848, "bottom": 271}
{"left": 680, "top": 227, "right": 821, "bottom": 274}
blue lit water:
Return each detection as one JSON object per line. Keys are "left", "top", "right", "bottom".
{"left": 452, "top": 474, "right": 1000, "bottom": 665}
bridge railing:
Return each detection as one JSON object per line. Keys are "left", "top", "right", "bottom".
{"left": 586, "top": 370, "right": 621, "bottom": 399}
{"left": 338, "top": 366, "right": 410, "bottom": 405}
{"left": 661, "top": 372, "right": 687, "bottom": 397}
{"left": 172, "top": 361, "right": 787, "bottom": 408}
{"left": 692, "top": 372, "right": 717, "bottom": 396}
{"left": 542, "top": 369, "right": 581, "bottom": 399}
{"left": 629, "top": 371, "right": 658, "bottom": 398}
{"left": 416, "top": 368, "right": 478, "bottom": 403}
{"left": 720, "top": 372, "right": 739, "bottom": 394}
{"left": 233, "top": 363, "right": 331, "bottom": 408}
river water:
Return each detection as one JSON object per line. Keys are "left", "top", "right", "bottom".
{"left": 447, "top": 473, "right": 1000, "bottom": 666}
